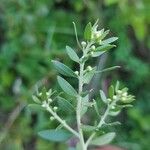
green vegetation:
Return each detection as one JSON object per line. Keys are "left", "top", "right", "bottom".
{"left": 0, "top": 0, "right": 150, "bottom": 150}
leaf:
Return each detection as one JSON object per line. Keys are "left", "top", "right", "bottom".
{"left": 84, "top": 22, "right": 92, "bottom": 41}
{"left": 81, "top": 125, "right": 96, "bottom": 132}
{"left": 93, "top": 100, "right": 100, "bottom": 117}
{"left": 83, "top": 67, "right": 96, "bottom": 84}
{"left": 76, "top": 142, "right": 82, "bottom": 150}
{"left": 104, "top": 121, "right": 121, "bottom": 127}
{"left": 90, "top": 132, "right": 116, "bottom": 146}
{"left": 81, "top": 94, "right": 89, "bottom": 116}
{"left": 52, "top": 60, "right": 77, "bottom": 78}
{"left": 92, "top": 51, "right": 105, "bottom": 57}
{"left": 101, "top": 37, "right": 118, "bottom": 45}
{"left": 95, "top": 44, "right": 116, "bottom": 52}
{"left": 38, "top": 129, "right": 72, "bottom": 142}
{"left": 95, "top": 66, "right": 120, "bottom": 73}
{"left": 100, "top": 90, "right": 108, "bottom": 104}
{"left": 115, "top": 81, "right": 120, "bottom": 92}
{"left": 108, "top": 85, "right": 114, "bottom": 99}
{"left": 32, "top": 95, "right": 41, "bottom": 104}
{"left": 57, "top": 76, "right": 77, "bottom": 97}
{"left": 109, "top": 108, "right": 121, "bottom": 116}
{"left": 66, "top": 46, "right": 79, "bottom": 63}
{"left": 57, "top": 96, "right": 75, "bottom": 113}
{"left": 100, "top": 30, "right": 110, "bottom": 39}
{"left": 27, "top": 104, "right": 44, "bottom": 112}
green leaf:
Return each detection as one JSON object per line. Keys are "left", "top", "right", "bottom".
{"left": 32, "top": 95, "right": 41, "bottom": 104}
{"left": 109, "top": 108, "right": 121, "bottom": 116}
{"left": 38, "top": 129, "right": 72, "bottom": 142}
{"left": 81, "top": 125, "right": 96, "bottom": 132}
{"left": 81, "top": 95, "right": 89, "bottom": 116}
{"left": 93, "top": 100, "right": 100, "bottom": 117}
{"left": 91, "top": 51, "right": 105, "bottom": 57}
{"left": 57, "top": 96, "right": 75, "bottom": 113}
{"left": 95, "top": 44, "right": 116, "bottom": 52}
{"left": 100, "top": 90, "right": 108, "bottom": 104}
{"left": 84, "top": 22, "right": 92, "bottom": 41}
{"left": 100, "top": 30, "right": 110, "bottom": 40}
{"left": 66, "top": 46, "right": 79, "bottom": 63}
{"left": 52, "top": 60, "right": 77, "bottom": 78}
{"left": 90, "top": 132, "right": 116, "bottom": 146}
{"left": 83, "top": 67, "right": 96, "bottom": 84}
{"left": 57, "top": 76, "right": 77, "bottom": 97}
{"left": 95, "top": 66, "right": 120, "bottom": 73}
{"left": 115, "top": 81, "right": 120, "bottom": 92}
{"left": 108, "top": 85, "right": 114, "bottom": 99}
{"left": 101, "top": 37, "right": 118, "bottom": 45}
{"left": 27, "top": 104, "right": 44, "bottom": 112}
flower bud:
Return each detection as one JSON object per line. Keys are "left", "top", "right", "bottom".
{"left": 48, "top": 98, "right": 52, "bottom": 103}
{"left": 87, "top": 66, "right": 92, "bottom": 71}
{"left": 111, "top": 106, "right": 115, "bottom": 109}
{"left": 53, "top": 106, "right": 58, "bottom": 111}
{"left": 107, "top": 98, "right": 112, "bottom": 102}
{"left": 38, "top": 92, "right": 42, "bottom": 96}
{"left": 91, "top": 45, "right": 96, "bottom": 51}
{"left": 42, "top": 101, "right": 47, "bottom": 108}
{"left": 46, "top": 92, "right": 50, "bottom": 96}
{"left": 90, "top": 51, "right": 94, "bottom": 55}
{"left": 74, "top": 71, "right": 79, "bottom": 75}
{"left": 117, "top": 90, "right": 122, "bottom": 94}
{"left": 50, "top": 116, "right": 54, "bottom": 121}
{"left": 122, "top": 92, "right": 127, "bottom": 97}
{"left": 113, "top": 95, "right": 117, "bottom": 100}
{"left": 81, "top": 41, "right": 86, "bottom": 47}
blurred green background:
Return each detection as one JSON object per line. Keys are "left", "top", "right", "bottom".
{"left": 0, "top": 0, "right": 150, "bottom": 150}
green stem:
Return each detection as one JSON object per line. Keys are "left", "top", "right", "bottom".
{"left": 77, "top": 63, "right": 86, "bottom": 150}
{"left": 85, "top": 100, "right": 117, "bottom": 147}
{"left": 46, "top": 106, "right": 79, "bottom": 138}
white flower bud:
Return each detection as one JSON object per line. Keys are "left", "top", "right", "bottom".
{"left": 87, "top": 66, "right": 92, "bottom": 71}
{"left": 122, "top": 97, "right": 126, "bottom": 101}
{"left": 117, "top": 90, "right": 122, "bottom": 94}
{"left": 113, "top": 95, "right": 117, "bottom": 100}
{"left": 91, "top": 45, "right": 96, "bottom": 51}
{"left": 111, "top": 106, "right": 115, "bottom": 109}
{"left": 81, "top": 41, "right": 86, "bottom": 47}
{"left": 74, "top": 71, "right": 79, "bottom": 75}
{"left": 90, "top": 51, "right": 94, "bottom": 55}
{"left": 53, "top": 106, "right": 58, "bottom": 111}
{"left": 122, "top": 92, "right": 127, "bottom": 97}
{"left": 38, "top": 92, "right": 42, "bottom": 96}
{"left": 50, "top": 116, "right": 54, "bottom": 121}
{"left": 46, "top": 92, "right": 50, "bottom": 96}
{"left": 98, "top": 40, "right": 102, "bottom": 45}
{"left": 48, "top": 98, "right": 52, "bottom": 103}
{"left": 107, "top": 98, "right": 112, "bottom": 102}
{"left": 42, "top": 101, "right": 47, "bottom": 108}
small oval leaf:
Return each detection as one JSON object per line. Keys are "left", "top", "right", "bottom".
{"left": 66, "top": 46, "right": 79, "bottom": 63}
{"left": 57, "top": 76, "right": 77, "bottom": 97}
{"left": 95, "top": 44, "right": 116, "bottom": 52}
{"left": 100, "top": 90, "right": 108, "bottom": 104}
{"left": 90, "top": 132, "right": 116, "bottom": 146}
{"left": 38, "top": 129, "right": 73, "bottom": 142}
{"left": 108, "top": 85, "right": 114, "bottom": 99}
{"left": 101, "top": 37, "right": 118, "bottom": 45}
{"left": 84, "top": 22, "right": 92, "bottom": 41}
{"left": 52, "top": 60, "right": 77, "bottom": 78}
{"left": 57, "top": 96, "right": 75, "bottom": 113}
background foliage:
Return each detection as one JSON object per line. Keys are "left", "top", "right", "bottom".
{"left": 0, "top": 0, "right": 149, "bottom": 150}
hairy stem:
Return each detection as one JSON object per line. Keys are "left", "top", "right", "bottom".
{"left": 86, "top": 100, "right": 116, "bottom": 147}
{"left": 46, "top": 106, "right": 79, "bottom": 138}
{"left": 77, "top": 63, "right": 86, "bottom": 150}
